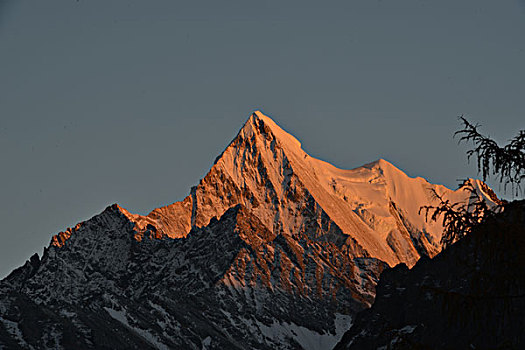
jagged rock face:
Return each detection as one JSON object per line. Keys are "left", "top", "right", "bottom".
{"left": 0, "top": 205, "right": 382, "bottom": 349}
{"left": 129, "top": 112, "right": 495, "bottom": 267}
{"left": 334, "top": 201, "right": 525, "bottom": 350}
{"left": 0, "top": 111, "right": 497, "bottom": 349}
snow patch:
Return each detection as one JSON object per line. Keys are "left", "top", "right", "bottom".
{"left": 0, "top": 317, "right": 35, "bottom": 350}
{"left": 399, "top": 325, "right": 417, "bottom": 334}
{"left": 256, "top": 313, "right": 352, "bottom": 350}
{"left": 201, "top": 336, "right": 212, "bottom": 349}
{"left": 104, "top": 307, "right": 168, "bottom": 350}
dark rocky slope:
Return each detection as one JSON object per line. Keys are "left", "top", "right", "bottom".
{"left": 335, "top": 200, "right": 525, "bottom": 350}
{"left": 0, "top": 204, "right": 384, "bottom": 349}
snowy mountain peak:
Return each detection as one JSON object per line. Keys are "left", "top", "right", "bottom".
{"left": 114, "top": 111, "right": 497, "bottom": 268}
{"left": 363, "top": 158, "right": 397, "bottom": 171}
{"left": 230, "top": 110, "right": 303, "bottom": 156}
{"left": 95, "top": 111, "right": 499, "bottom": 268}
{"left": 0, "top": 110, "right": 501, "bottom": 350}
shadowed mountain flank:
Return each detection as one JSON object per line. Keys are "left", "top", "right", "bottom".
{"left": 335, "top": 201, "right": 525, "bottom": 350}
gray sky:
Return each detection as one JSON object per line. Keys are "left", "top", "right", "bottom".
{"left": 1, "top": 0, "right": 524, "bottom": 278}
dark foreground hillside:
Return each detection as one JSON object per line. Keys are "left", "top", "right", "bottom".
{"left": 335, "top": 200, "right": 525, "bottom": 350}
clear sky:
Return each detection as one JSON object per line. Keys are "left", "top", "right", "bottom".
{"left": 0, "top": 0, "right": 524, "bottom": 278}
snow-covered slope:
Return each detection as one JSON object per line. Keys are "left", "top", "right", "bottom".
{"left": 0, "top": 111, "right": 498, "bottom": 349}
{"left": 129, "top": 111, "right": 497, "bottom": 267}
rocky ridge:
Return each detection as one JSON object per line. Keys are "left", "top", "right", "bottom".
{"left": 0, "top": 111, "right": 496, "bottom": 349}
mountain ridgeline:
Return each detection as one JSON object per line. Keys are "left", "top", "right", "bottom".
{"left": 0, "top": 112, "right": 497, "bottom": 349}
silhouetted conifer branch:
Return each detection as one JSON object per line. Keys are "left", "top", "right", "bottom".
{"left": 420, "top": 116, "right": 525, "bottom": 249}
{"left": 419, "top": 181, "right": 497, "bottom": 248}
{"left": 455, "top": 116, "right": 525, "bottom": 195}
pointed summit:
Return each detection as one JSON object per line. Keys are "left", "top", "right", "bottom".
{"left": 364, "top": 158, "right": 395, "bottom": 169}
{"left": 361, "top": 158, "right": 409, "bottom": 175}
{"left": 232, "top": 111, "right": 303, "bottom": 154}
{"left": 103, "top": 110, "right": 496, "bottom": 268}
{"left": 0, "top": 110, "right": 502, "bottom": 350}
